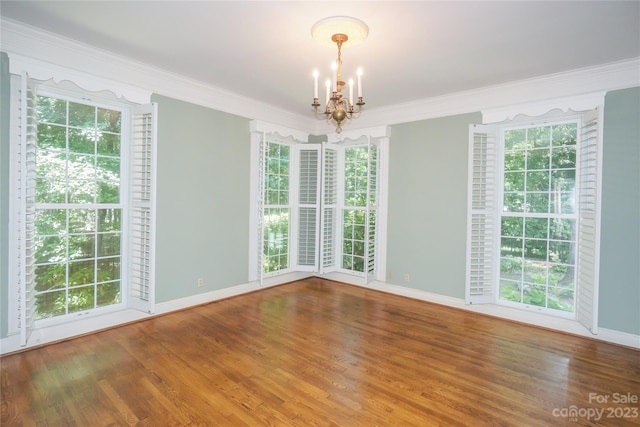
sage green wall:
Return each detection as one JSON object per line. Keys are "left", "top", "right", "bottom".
{"left": 386, "top": 90, "right": 640, "bottom": 335}
{"left": 151, "top": 94, "right": 250, "bottom": 303}
{"left": 386, "top": 112, "right": 482, "bottom": 298}
{"left": 599, "top": 88, "right": 640, "bottom": 335}
{"left": 0, "top": 53, "right": 10, "bottom": 338}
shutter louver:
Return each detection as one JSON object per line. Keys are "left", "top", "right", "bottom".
{"left": 321, "top": 147, "right": 338, "bottom": 271}
{"left": 576, "top": 109, "right": 601, "bottom": 334}
{"left": 366, "top": 142, "right": 379, "bottom": 281}
{"left": 465, "top": 124, "right": 498, "bottom": 304}
{"left": 129, "top": 103, "right": 157, "bottom": 313}
{"left": 18, "top": 73, "right": 37, "bottom": 346}
{"left": 298, "top": 149, "right": 319, "bottom": 268}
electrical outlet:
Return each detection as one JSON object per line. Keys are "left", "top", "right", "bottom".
{"left": 404, "top": 274, "right": 410, "bottom": 283}
{"left": 197, "top": 278, "right": 204, "bottom": 287}
{"left": 387, "top": 270, "right": 393, "bottom": 279}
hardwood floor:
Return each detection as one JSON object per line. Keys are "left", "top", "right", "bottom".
{"left": 2, "top": 277, "right": 639, "bottom": 426}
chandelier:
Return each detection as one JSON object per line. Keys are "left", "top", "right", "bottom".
{"left": 311, "top": 16, "right": 368, "bottom": 133}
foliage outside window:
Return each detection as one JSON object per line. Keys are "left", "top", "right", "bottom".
{"left": 34, "top": 95, "right": 123, "bottom": 319}
{"left": 342, "top": 146, "right": 375, "bottom": 273}
{"left": 263, "top": 142, "right": 290, "bottom": 273}
{"left": 499, "top": 122, "right": 577, "bottom": 312}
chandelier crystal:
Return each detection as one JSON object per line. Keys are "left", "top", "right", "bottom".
{"left": 311, "top": 16, "right": 368, "bottom": 133}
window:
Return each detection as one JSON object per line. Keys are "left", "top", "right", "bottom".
{"left": 499, "top": 122, "right": 578, "bottom": 313}
{"left": 341, "top": 144, "right": 377, "bottom": 274}
{"left": 466, "top": 100, "right": 603, "bottom": 331}
{"left": 10, "top": 72, "right": 156, "bottom": 345}
{"left": 263, "top": 141, "right": 290, "bottom": 274}
{"left": 250, "top": 122, "right": 389, "bottom": 286}
{"left": 34, "top": 95, "right": 124, "bottom": 319}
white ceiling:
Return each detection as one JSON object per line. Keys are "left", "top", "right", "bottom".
{"left": 2, "top": 1, "right": 639, "bottom": 119}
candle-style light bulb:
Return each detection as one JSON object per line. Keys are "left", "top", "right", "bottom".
{"left": 357, "top": 68, "right": 363, "bottom": 98}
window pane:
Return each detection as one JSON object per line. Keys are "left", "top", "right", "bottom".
{"left": 504, "top": 129, "right": 526, "bottom": 150}
{"left": 550, "top": 219, "right": 575, "bottom": 241}
{"left": 69, "top": 209, "right": 96, "bottom": 233}
{"left": 97, "top": 108, "right": 121, "bottom": 133}
{"left": 69, "top": 259, "right": 95, "bottom": 286}
{"left": 524, "top": 260, "right": 547, "bottom": 285}
{"left": 500, "top": 279, "right": 522, "bottom": 303}
{"left": 36, "top": 209, "right": 67, "bottom": 235}
{"left": 504, "top": 171, "right": 524, "bottom": 192}
{"left": 68, "top": 128, "right": 96, "bottom": 154}
{"left": 526, "top": 171, "right": 549, "bottom": 191}
{"left": 98, "top": 233, "right": 121, "bottom": 257}
{"left": 504, "top": 150, "right": 525, "bottom": 171}
{"left": 552, "top": 123, "right": 577, "bottom": 146}
{"left": 68, "top": 180, "right": 95, "bottom": 204}
{"left": 33, "top": 96, "right": 124, "bottom": 320}
{"left": 98, "top": 209, "right": 121, "bottom": 232}
{"left": 35, "top": 291, "right": 66, "bottom": 319}
{"left": 97, "top": 132, "right": 121, "bottom": 156}
{"left": 69, "top": 102, "right": 95, "bottom": 128}
{"left": 97, "top": 181, "right": 120, "bottom": 203}
{"left": 37, "top": 96, "right": 67, "bottom": 124}
{"left": 524, "top": 239, "right": 547, "bottom": 261}
{"left": 529, "top": 126, "right": 550, "bottom": 148}
{"left": 97, "top": 281, "right": 121, "bottom": 307}
{"left": 35, "top": 264, "right": 66, "bottom": 292}
{"left": 98, "top": 257, "right": 121, "bottom": 281}
{"left": 501, "top": 217, "right": 523, "bottom": 237}
{"left": 525, "top": 218, "right": 548, "bottom": 239}
{"left": 503, "top": 193, "right": 524, "bottom": 212}
{"left": 548, "top": 286, "right": 574, "bottom": 312}
{"left": 549, "top": 241, "right": 574, "bottom": 265}
{"left": 68, "top": 285, "right": 95, "bottom": 313}
{"left": 500, "top": 121, "right": 577, "bottom": 313}
{"left": 551, "top": 146, "right": 576, "bottom": 169}
{"left": 69, "top": 234, "right": 95, "bottom": 260}
{"left": 526, "top": 193, "right": 549, "bottom": 213}
{"left": 37, "top": 123, "right": 66, "bottom": 150}
{"left": 501, "top": 238, "right": 523, "bottom": 257}
{"left": 527, "top": 148, "right": 549, "bottom": 170}
{"left": 523, "top": 284, "right": 546, "bottom": 307}
{"left": 551, "top": 170, "right": 575, "bottom": 192}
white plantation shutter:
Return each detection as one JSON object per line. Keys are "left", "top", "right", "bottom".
{"left": 576, "top": 109, "right": 602, "bottom": 334}
{"left": 128, "top": 102, "right": 157, "bottom": 313}
{"left": 297, "top": 146, "right": 321, "bottom": 270}
{"left": 320, "top": 145, "right": 339, "bottom": 273}
{"left": 17, "top": 73, "right": 37, "bottom": 346}
{"left": 465, "top": 124, "right": 498, "bottom": 304}
{"left": 366, "top": 140, "right": 379, "bottom": 282}
{"left": 256, "top": 132, "right": 267, "bottom": 285}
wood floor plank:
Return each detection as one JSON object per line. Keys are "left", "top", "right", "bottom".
{"left": 2, "top": 277, "right": 639, "bottom": 426}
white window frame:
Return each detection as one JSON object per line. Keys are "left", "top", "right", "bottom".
{"left": 466, "top": 93, "right": 604, "bottom": 333}
{"left": 7, "top": 57, "right": 155, "bottom": 345}
{"left": 249, "top": 121, "right": 390, "bottom": 287}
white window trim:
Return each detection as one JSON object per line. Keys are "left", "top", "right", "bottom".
{"left": 466, "top": 93, "right": 605, "bottom": 333}
{"left": 249, "top": 122, "right": 390, "bottom": 286}
{"left": 7, "top": 64, "right": 156, "bottom": 345}
{"left": 7, "top": 53, "right": 151, "bottom": 105}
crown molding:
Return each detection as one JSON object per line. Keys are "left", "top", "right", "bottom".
{"left": 0, "top": 17, "right": 316, "bottom": 132}
{"left": 352, "top": 57, "right": 640, "bottom": 128}
{"left": 2, "top": 18, "right": 638, "bottom": 134}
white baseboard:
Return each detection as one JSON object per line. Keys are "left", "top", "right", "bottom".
{"left": 360, "top": 280, "right": 640, "bottom": 349}
{"left": 2, "top": 275, "right": 637, "bottom": 354}
{"left": 0, "top": 274, "right": 309, "bottom": 355}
